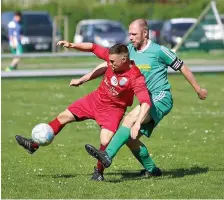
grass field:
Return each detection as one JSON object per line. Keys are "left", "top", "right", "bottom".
{"left": 1, "top": 50, "right": 224, "bottom": 70}
{"left": 1, "top": 73, "right": 224, "bottom": 199}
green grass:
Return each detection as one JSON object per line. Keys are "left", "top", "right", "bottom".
{"left": 1, "top": 56, "right": 102, "bottom": 70}
{"left": 1, "top": 50, "right": 224, "bottom": 70}
{"left": 178, "top": 50, "right": 224, "bottom": 60}
{"left": 2, "top": 74, "right": 224, "bottom": 199}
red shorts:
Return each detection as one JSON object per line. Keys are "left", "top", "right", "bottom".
{"left": 67, "top": 92, "right": 125, "bottom": 133}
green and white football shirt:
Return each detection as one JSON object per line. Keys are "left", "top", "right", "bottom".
{"left": 128, "top": 40, "right": 183, "bottom": 93}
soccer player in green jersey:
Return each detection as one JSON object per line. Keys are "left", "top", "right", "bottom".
{"left": 85, "top": 19, "right": 208, "bottom": 180}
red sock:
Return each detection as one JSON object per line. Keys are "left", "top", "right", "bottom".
{"left": 96, "top": 144, "right": 107, "bottom": 173}
{"left": 48, "top": 118, "right": 65, "bottom": 136}
{"left": 32, "top": 142, "right": 39, "bottom": 148}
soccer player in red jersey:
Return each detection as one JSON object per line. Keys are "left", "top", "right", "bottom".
{"left": 15, "top": 42, "right": 152, "bottom": 181}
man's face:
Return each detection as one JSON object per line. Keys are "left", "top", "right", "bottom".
{"left": 129, "top": 24, "right": 147, "bottom": 49}
{"left": 109, "top": 54, "right": 126, "bottom": 72}
{"left": 14, "top": 15, "right": 21, "bottom": 22}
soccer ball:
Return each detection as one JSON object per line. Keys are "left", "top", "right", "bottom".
{"left": 32, "top": 123, "right": 54, "bottom": 146}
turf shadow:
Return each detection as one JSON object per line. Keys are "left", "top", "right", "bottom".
{"left": 103, "top": 166, "right": 209, "bottom": 183}
{"left": 162, "top": 166, "right": 209, "bottom": 178}
{"left": 37, "top": 174, "right": 78, "bottom": 178}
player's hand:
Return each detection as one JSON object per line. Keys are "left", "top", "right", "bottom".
{"left": 69, "top": 79, "right": 84, "bottom": 87}
{"left": 57, "top": 40, "right": 71, "bottom": 48}
{"left": 12, "top": 44, "right": 16, "bottom": 49}
{"left": 11, "top": 42, "right": 17, "bottom": 49}
{"left": 131, "top": 122, "right": 141, "bottom": 140}
{"left": 197, "top": 88, "right": 208, "bottom": 100}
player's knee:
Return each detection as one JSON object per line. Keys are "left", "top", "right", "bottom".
{"left": 126, "top": 139, "right": 135, "bottom": 149}
{"left": 100, "top": 130, "right": 114, "bottom": 146}
{"left": 57, "top": 109, "right": 75, "bottom": 125}
{"left": 126, "top": 138, "right": 140, "bottom": 150}
{"left": 13, "top": 57, "right": 20, "bottom": 63}
{"left": 122, "top": 114, "right": 136, "bottom": 128}
{"left": 100, "top": 137, "right": 111, "bottom": 146}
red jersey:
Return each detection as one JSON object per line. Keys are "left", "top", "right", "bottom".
{"left": 91, "top": 44, "right": 151, "bottom": 109}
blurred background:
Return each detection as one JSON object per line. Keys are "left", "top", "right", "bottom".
{"left": 1, "top": 0, "right": 224, "bottom": 73}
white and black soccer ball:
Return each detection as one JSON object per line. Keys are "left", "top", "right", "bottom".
{"left": 32, "top": 123, "right": 54, "bottom": 146}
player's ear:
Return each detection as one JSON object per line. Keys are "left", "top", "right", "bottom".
{"left": 143, "top": 29, "right": 148, "bottom": 38}
{"left": 122, "top": 56, "right": 127, "bottom": 63}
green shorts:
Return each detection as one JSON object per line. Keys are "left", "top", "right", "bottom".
{"left": 10, "top": 44, "right": 23, "bottom": 56}
{"left": 140, "top": 90, "right": 173, "bottom": 137}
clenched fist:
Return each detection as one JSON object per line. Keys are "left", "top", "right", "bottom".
{"left": 69, "top": 79, "right": 84, "bottom": 87}
{"left": 197, "top": 88, "right": 208, "bottom": 100}
{"left": 57, "top": 40, "right": 72, "bottom": 48}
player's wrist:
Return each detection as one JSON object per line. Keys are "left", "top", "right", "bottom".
{"left": 70, "top": 43, "right": 76, "bottom": 48}
{"left": 80, "top": 77, "right": 88, "bottom": 84}
{"left": 195, "top": 86, "right": 201, "bottom": 94}
{"left": 135, "top": 120, "right": 141, "bottom": 126}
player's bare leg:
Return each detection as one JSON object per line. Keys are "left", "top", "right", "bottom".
{"left": 91, "top": 128, "right": 114, "bottom": 181}
{"left": 15, "top": 109, "right": 76, "bottom": 154}
{"left": 85, "top": 106, "right": 142, "bottom": 167}
{"left": 10, "top": 57, "right": 20, "bottom": 69}
{"left": 5, "top": 57, "right": 20, "bottom": 71}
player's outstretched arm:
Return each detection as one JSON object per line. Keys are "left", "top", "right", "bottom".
{"left": 57, "top": 41, "right": 109, "bottom": 61}
{"left": 180, "top": 64, "right": 208, "bottom": 100}
{"left": 69, "top": 62, "right": 108, "bottom": 86}
{"left": 57, "top": 40, "right": 93, "bottom": 52}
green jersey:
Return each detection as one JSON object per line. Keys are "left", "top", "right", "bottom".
{"left": 128, "top": 40, "right": 183, "bottom": 93}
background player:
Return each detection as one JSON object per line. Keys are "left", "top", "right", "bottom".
{"left": 5, "top": 11, "right": 23, "bottom": 72}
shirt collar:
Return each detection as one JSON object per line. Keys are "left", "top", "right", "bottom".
{"left": 137, "top": 39, "right": 151, "bottom": 53}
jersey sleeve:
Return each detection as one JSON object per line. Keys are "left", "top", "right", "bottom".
{"left": 131, "top": 70, "right": 152, "bottom": 106}
{"left": 8, "top": 21, "right": 15, "bottom": 37}
{"left": 159, "top": 46, "right": 183, "bottom": 71}
{"left": 92, "top": 44, "right": 109, "bottom": 61}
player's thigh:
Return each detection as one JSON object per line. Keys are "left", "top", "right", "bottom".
{"left": 10, "top": 46, "right": 16, "bottom": 54}
{"left": 122, "top": 105, "right": 151, "bottom": 127}
{"left": 57, "top": 109, "right": 76, "bottom": 124}
{"left": 150, "top": 91, "right": 173, "bottom": 125}
{"left": 96, "top": 108, "right": 124, "bottom": 135}
{"left": 122, "top": 105, "right": 141, "bottom": 127}
{"left": 10, "top": 45, "right": 23, "bottom": 56}
{"left": 100, "top": 128, "right": 114, "bottom": 146}
{"left": 140, "top": 91, "right": 173, "bottom": 138}
{"left": 67, "top": 94, "right": 95, "bottom": 121}
{"left": 126, "top": 133, "right": 143, "bottom": 150}
{"left": 16, "top": 44, "right": 23, "bottom": 55}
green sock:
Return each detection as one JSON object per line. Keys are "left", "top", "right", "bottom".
{"left": 9, "top": 66, "right": 15, "bottom": 70}
{"left": 106, "top": 126, "right": 130, "bottom": 159}
{"left": 131, "top": 144, "right": 157, "bottom": 173}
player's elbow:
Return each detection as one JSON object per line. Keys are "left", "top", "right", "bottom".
{"left": 180, "top": 63, "right": 188, "bottom": 73}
